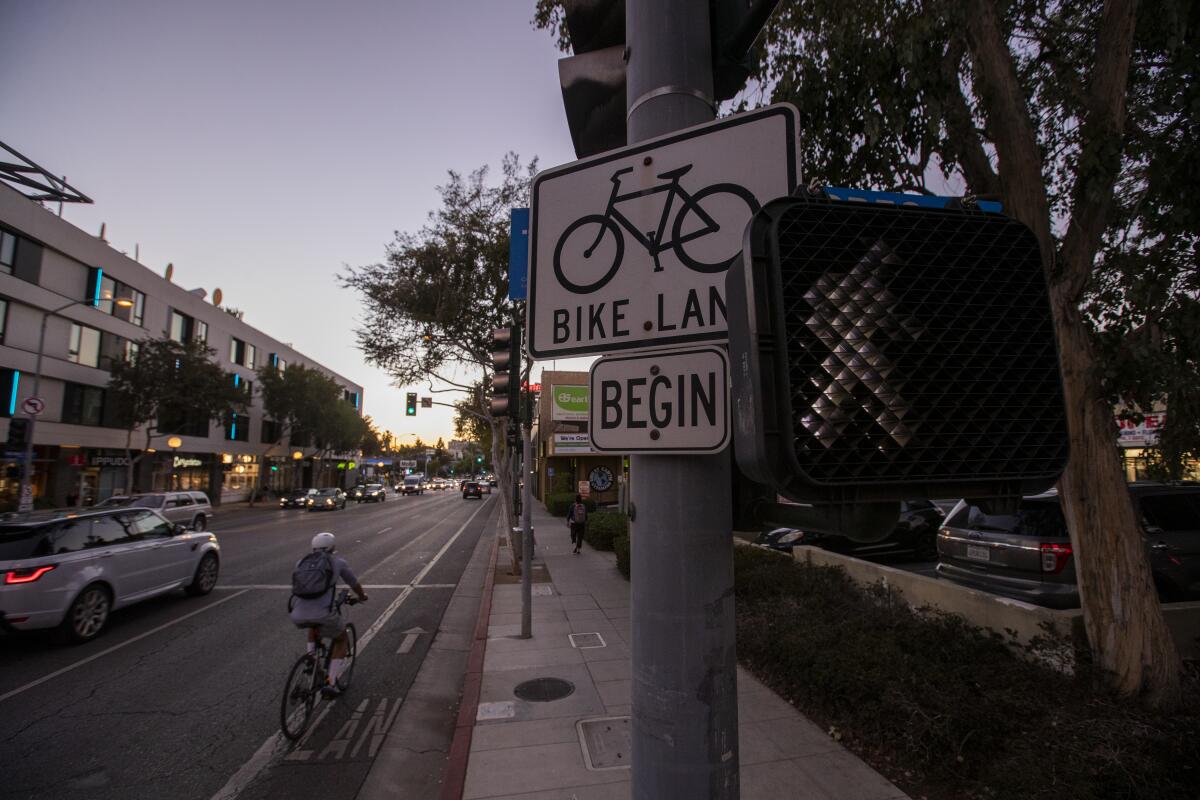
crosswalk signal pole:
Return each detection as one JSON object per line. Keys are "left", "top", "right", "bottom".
{"left": 626, "top": 2, "right": 739, "bottom": 798}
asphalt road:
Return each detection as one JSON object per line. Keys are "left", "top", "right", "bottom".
{"left": 0, "top": 488, "right": 497, "bottom": 800}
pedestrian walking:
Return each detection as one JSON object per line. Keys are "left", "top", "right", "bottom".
{"left": 567, "top": 494, "right": 587, "bottom": 554}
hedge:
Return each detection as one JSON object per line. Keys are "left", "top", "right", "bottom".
{"left": 584, "top": 511, "right": 627, "bottom": 551}
{"left": 613, "top": 531, "right": 630, "bottom": 578}
{"left": 545, "top": 493, "right": 597, "bottom": 517}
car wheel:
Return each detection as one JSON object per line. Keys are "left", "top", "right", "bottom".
{"left": 915, "top": 530, "right": 939, "bottom": 561}
{"left": 192, "top": 515, "right": 207, "bottom": 532}
{"left": 186, "top": 552, "right": 220, "bottom": 596}
{"left": 61, "top": 584, "right": 112, "bottom": 644}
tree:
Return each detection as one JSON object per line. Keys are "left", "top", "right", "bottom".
{"left": 108, "top": 337, "right": 246, "bottom": 494}
{"left": 255, "top": 362, "right": 346, "bottom": 500}
{"left": 535, "top": 0, "right": 1197, "bottom": 706}
{"left": 341, "top": 154, "right": 536, "bottom": 540}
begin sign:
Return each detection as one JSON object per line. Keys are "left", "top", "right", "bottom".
{"left": 589, "top": 347, "right": 729, "bottom": 454}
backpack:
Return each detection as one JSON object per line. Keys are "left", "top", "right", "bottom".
{"left": 292, "top": 551, "right": 335, "bottom": 600}
{"left": 572, "top": 502, "right": 587, "bottom": 525}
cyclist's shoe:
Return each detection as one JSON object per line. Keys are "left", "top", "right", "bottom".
{"left": 302, "top": 657, "right": 315, "bottom": 675}
{"left": 321, "top": 684, "right": 342, "bottom": 698}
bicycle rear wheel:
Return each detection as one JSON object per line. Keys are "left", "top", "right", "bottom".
{"left": 280, "top": 653, "right": 318, "bottom": 741}
{"left": 336, "top": 623, "right": 357, "bottom": 690}
{"left": 672, "top": 183, "right": 760, "bottom": 273}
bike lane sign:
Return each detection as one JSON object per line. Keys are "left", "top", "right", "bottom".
{"left": 527, "top": 103, "right": 798, "bottom": 358}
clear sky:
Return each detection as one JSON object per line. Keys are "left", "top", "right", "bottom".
{"left": 0, "top": 0, "right": 589, "bottom": 445}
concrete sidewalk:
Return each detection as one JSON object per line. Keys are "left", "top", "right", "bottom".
{"left": 458, "top": 502, "right": 910, "bottom": 800}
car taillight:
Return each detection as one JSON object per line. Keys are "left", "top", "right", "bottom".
{"left": 5, "top": 565, "right": 56, "bottom": 584}
{"left": 1040, "top": 543, "right": 1073, "bottom": 574}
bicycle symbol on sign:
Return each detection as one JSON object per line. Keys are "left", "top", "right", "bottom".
{"left": 552, "top": 163, "right": 760, "bottom": 295}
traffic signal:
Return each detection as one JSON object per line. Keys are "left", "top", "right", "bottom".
{"left": 490, "top": 326, "right": 521, "bottom": 417}
{"left": 5, "top": 418, "right": 30, "bottom": 450}
{"left": 726, "top": 194, "right": 1069, "bottom": 507}
{"left": 406, "top": 392, "right": 417, "bottom": 416}
{"left": 476, "top": 455, "right": 483, "bottom": 463}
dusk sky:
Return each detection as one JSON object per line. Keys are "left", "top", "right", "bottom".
{"left": 0, "top": 0, "right": 588, "bottom": 445}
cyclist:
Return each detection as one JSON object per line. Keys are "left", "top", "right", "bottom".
{"left": 289, "top": 532, "right": 367, "bottom": 696}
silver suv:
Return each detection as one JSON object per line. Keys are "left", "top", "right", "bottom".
{"left": 96, "top": 491, "right": 213, "bottom": 530}
{"left": 0, "top": 507, "right": 221, "bottom": 642}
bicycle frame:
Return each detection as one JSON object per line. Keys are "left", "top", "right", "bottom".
{"left": 595, "top": 167, "right": 721, "bottom": 271}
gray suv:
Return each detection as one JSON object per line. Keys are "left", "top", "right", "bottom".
{"left": 96, "top": 491, "right": 213, "bottom": 531}
{"left": 0, "top": 507, "right": 221, "bottom": 642}
{"left": 936, "top": 483, "right": 1200, "bottom": 608}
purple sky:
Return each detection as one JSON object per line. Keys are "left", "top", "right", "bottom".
{"left": 0, "top": 0, "right": 582, "bottom": 444}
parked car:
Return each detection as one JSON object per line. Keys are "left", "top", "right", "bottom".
{"left": 462, "top": 481, "right": 483, "bottom": 500}
{"left": 306, "top": 488, "right": 347, "bottom": 511}
{"left": 95, "top": 491, "right": 213, "bottom": 531}
{"left": 278, "top": 489, "right": 313, "bottom": 509}
{"left": 0, "top": 507, "right": 220, "bottom": 643}
{"left": 754, "top": 500, "right": 946, "bottom": 561}
{"left": 400, "top": 476, "right": 425, "bottom": 496}
{"left": 936, "top": 483, "right": 1200, "bottom": 608}
{"left": 361, "top": 484, "right": 386, "bottom": 503}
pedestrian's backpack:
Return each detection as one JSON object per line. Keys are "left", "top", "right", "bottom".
{"left": 573, "top": 502, "right": 587, "bottom": 525}
{"left": 292, "top": 551, "right": 334, "bottom": 599}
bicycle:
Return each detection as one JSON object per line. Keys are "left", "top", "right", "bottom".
{"left": 280, "top": 590, "right": 359, "bottom": 741}
{"left": 552, "top": 163, "right": 760, "bottom": 294}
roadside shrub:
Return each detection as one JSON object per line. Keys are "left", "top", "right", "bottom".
{"left": 732, "top": 545, "right": 1200, "bottom": 800}
{"left": 545, "top": 492, "right": 596, "bottom": 517}
{"left": 613, "top": 531, "right": 630, "bottom": 578}
{"left": 584, "top": 511, "right": 627, "bottom": 551}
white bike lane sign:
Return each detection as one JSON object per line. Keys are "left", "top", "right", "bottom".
{"left": 528, "top": 103, "right": 799, "bottom": 358}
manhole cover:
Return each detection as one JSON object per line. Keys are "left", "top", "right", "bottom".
{"left": 513, "top": 677, "right": 575, "bottom": 702}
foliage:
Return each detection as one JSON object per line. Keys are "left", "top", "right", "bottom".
{"left": 545, "top": 492, "right": 597, "bottom": 517}
{"left": 733, "top": 545, "right": 1200, "bottom": 800}
{"left": 613, "top": 530, "right": 630, "bottom": 578}
{"left": 583, "top": 511, "right": 627, "bottom": 552}
{"left": 256, "top": 362, "right": 342, "bottom": 449}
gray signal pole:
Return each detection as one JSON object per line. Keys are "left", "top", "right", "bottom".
{"left": 626, "top": 2, "right": 739, "bottom": 798}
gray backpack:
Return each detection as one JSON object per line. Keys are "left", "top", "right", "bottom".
{"left": 572, "top": 502, "right": 587, "bottom": 525}
{"left": 292, "top": 551, "right": 334, "bottom": 599}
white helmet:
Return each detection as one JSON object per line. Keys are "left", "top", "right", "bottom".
{"left": 311, "top": 532, "right": 336, "bottom": 552}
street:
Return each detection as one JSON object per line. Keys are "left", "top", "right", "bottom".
{"left": 0, "top": 489, "right": 496, "bottom": 800}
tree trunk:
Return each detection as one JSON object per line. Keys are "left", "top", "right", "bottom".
{"left": 1052, "top": 298, "right": 1182, "bottom": 708}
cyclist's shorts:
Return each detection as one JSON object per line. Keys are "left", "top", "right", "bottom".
{"left": 291, "top": 611, "right": 346, "bottom": 639}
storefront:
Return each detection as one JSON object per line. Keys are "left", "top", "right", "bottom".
{"left": 220, "top": 453, "right": 260, "bottom": 502}
{"left": 1118, "top": 412, "right": 1199, "bottom": 481}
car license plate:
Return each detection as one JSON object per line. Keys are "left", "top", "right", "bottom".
{"left": 966, "top": 544, "right": 990, "bottom": 562}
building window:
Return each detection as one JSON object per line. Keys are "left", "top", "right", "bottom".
{"left": 95, "top": 273, "right": 147, "bottom": 327}
{"left": 269, "top": 352, "right": 288, "bottom": 371}
{"left": 62, "top": 382, "right": 106, "bottom": 426}
{"left": 159, "top": 405, "right": 209, "bottom": 438}
{"left": 0, "top": 298, "right": 7, "bottom": 344}
{"left": 123, "top": 340, "right": 139, "bottom": 363}
{"left": 169, "top": 310, "right": 208, "bottom": 343}
{"left": 0, "top": 230, "right": 15, "bottom": 275}
{"left": 230, "top": 338, "right": 256, "bottom": 368}
{"left": 261, "top": 419, "right": 282, "bottom": 444}
{"left": 225, "top": 412, "right": 250, "bottom": 442}
{"left": 68, "top": 323, "right": 102, "bottom": 368}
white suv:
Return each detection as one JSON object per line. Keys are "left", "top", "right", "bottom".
{"left": 0, "top": 508, "right": 220, "bottom": 643}
{"left": 96, "top": 491, "right": 213, "bottom": 531}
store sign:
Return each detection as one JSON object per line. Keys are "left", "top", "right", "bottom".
{"left": 552, "top": 385, "right": 589, "bottom": 421}
{"left": 1117, "top": 413, "right": 1165, "bottom": 447}
{"left": 554, "top": 432, "right": 596, "bottom": 454}
{"left": 90, "top": 455, "right": 130, "bottom": 467}
{"left": 174, "top": 456, "right": 203, "bottom": 468}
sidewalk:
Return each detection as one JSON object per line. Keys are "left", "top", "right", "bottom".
{"left": 455, "top": 502, "right": 910, "bottom": 800}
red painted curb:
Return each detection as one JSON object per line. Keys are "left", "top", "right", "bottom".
{"left": 439, "top": 521, "right": 501, "bottom": 800}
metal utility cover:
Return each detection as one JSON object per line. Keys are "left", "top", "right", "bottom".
{"left": 589, "top": 346, "right": 729, "bottom": 454}
{"left": 578, "top": 716, "right": 632, "bottom": 770}
{"left": 528, "top": 104, "right": 798, "bottom": 358}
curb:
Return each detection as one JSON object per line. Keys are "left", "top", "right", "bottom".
{"left": 438, "top": 520, "right": 501, "bottom": 800}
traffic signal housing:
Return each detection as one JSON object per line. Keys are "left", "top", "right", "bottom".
{"left": 5, "top": 418, "right": 30, "bottom": 450}
{"left": 490, "top": 326, "right": 521, "bottom": 418}
{"left": 405, "top": 392, "right": 417, "bottom": 416}
{"left": 726, "top": 194, "right": 1069, "bottom": 507}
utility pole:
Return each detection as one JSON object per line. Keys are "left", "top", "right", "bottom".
{"left": 626, "top": 1, "right": 739, "bottom": 798}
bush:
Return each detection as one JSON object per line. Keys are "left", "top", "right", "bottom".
{"left": 613, "top": 531, "right": 630, "bottom": 578}
{"left": 732, "top": 545, "right": 1200, "bottom": 800}
{"left": 545, "top": 493, "right": 596, "bottom": 517}
{"left": 584, "top": 511, "right": 627, "bottom": 551}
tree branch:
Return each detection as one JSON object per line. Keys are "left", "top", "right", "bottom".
{"left": 940, "top": 35, "right": 1001, "bottom": 198}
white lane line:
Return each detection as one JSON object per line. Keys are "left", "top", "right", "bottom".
{"left": 209, "top": 498, "right": 492, "bottom": 800}
{"left": 0, "top": 589, "right": 250, "bottom": 706}
{"left": 358, "top": 496, "right": 492, "bottom": 580}
{"left": 376, "top": 526, "right": 392, "bottom": 535}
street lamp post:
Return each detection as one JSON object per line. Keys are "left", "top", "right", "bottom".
{"left": 17, "top": 294, "right": 133, "bottom": 512}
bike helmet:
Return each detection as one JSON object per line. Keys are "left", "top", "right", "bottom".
{"left": 311, "top": 532, "right": 336, "bottom": 552}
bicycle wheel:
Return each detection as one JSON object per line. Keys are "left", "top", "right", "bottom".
{"left": 280, "top": 653, "right": 318, "bottom": 741}
{"left": 336, "top": 623, "right": 357, "bottom": 690}
{"left": 671, "top": 183, "right": 760, "bottom": 273}
{"left": 553, "top": 214, "right": 624, "bottom": 294}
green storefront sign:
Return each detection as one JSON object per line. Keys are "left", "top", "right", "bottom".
{"left": 552, "top": 385, "right": 589, "bottom": 421}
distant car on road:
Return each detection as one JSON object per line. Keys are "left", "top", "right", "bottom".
{"left": 462, "top": 481, "right": 482, "bottom": 500}
{"left": 279, "top": 489, "right": 314, "bottom": 509}
{"left": 755, "top": 500, "right": 946, "bottom": 561}
{"left": 306, "top": 488, "right": 347, "bottom": 511}
{"left": 360, "top": 484, "right": 386, "bottom": 503}
{"left": 937, "top": 483, "right": 1200, "bottom": 608}
{"left": 0, "top": 507, "right": 220, "bottom": 643}
{"left": 347, "top": 485, "right": 367, "bottom": 502}
{"left": 95, "top": 491, "right": 213, "bottom": 531}
{"left": 400, "top": 476, "right": 425, "bottom": 496}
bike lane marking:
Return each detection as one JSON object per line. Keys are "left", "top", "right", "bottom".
{"left": 0, "top": 589, "right": 250, "bottom": 706}
{"left": 208, "top": 498, "right": 492, "bottom": 800}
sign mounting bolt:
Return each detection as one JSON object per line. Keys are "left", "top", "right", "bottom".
{"left": 650, "top": 430, "right": 661, "bottom": 440}
{"left": 650, "top": 365, "right": 660, "bottom": 376}
{"left": 643, "top": 156, "right": 652, "bottom": 166}
{"left": 643, "top": 321, "right": 653, "bottom": 331}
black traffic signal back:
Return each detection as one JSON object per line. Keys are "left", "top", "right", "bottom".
{"left": 726, "top": 195, "right": 1069, "bottom": 505}
{"left": 490, "top": 326, "right": 521, "bottom": 417}
{"left": 405, "top": 392, "right": 417, "bottom": 416}
{"left": 5, "top": 418, "right": 30, "bottom": 450}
